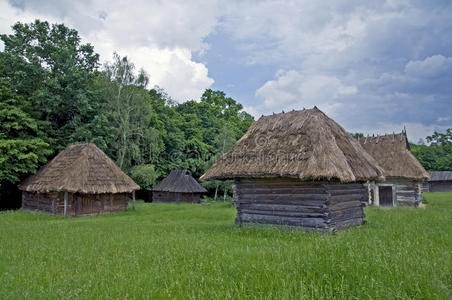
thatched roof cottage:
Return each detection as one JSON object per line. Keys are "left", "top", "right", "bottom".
{"left": 201, "top": 108, "right": 384, "bottom": 231}
{"left": 18, "top": 143, "right": 140, "bottom": 216}
{"left": 153, "top": 170, "right": 207, "bottom": 203}
{"left": 428, "top": 171, "right": 452, "bottom": 192}
{"left": 359, "top": 131, "right": 430, "bottom": 206}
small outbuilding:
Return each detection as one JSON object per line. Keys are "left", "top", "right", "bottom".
{"left": 153, "top": 170, "right": 207, "bottom": 203}
{"left": 428, "top": 171, "right": 452, "bottom": 192}
{"left": 359, "top": 131, "right": 430, "bottom": 206}
{"left": 18, "top": 143, "right": 140, "bottom": 216}
{"left": 201, "top": 108, "right": 384, "bottom": 231}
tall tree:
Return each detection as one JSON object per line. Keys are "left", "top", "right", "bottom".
{"left": 0, "top": 81, "right": 51, "bottom": 187}
{"left": 1, "top": 20, "right": 100, "bottom": 151}
{"left": 411, "top": 129, "right": 452, "bottom": 171}
{"left": 99, "top": 54, "right": 161, "bottom": 172}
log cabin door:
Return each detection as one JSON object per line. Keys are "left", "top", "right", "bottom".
{"left": 74, "top": 194, "right": 83, "bottom": 215}
{"left": 378, "top": 186, "right": 393, "bottom": 206}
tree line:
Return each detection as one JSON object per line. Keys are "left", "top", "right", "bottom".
{"left": 410, "top": 130, "right": 452, "bottom": 171}
{"left": 0, "top": 20, "right": 253, "bottom": 208}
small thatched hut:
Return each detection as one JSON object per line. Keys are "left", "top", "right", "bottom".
{"left": 428, "top": 171, "right": 452, "bottom": 192}
{"left": 18, "top": 143, "right": 140, "bottom": 216}
{"left": 153, "top": 170, "right": 207, "bottom": 203}
{"left": 359, "top": 131, "right": 430, "bottom": 206}
{"left": 201, "top": 108, "right": 384, "bottom": 231}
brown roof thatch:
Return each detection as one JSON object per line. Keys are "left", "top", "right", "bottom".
{"left": 358, "top": 132, "right": 430, "bottom": 180}
{"left": 429, "top": 171, "right": 452, "bottom": 181}
{"left": 201, "top": 107, "right": 384, "bottom": 182}
{"left": 18, "top": 143, "right": 140, "bottom": 194}
{"left": 153, "top": 170, "right": 207, "bottom": 193}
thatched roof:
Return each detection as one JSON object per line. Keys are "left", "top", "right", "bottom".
{"left": 18, "top": 143, "right": 140, "bottom": 194}
{"left": 358, "top": 131, "right": 430, "bottom": 181}
{"left": 429, "top": 171, "right": 452, "bottom": 181}
{"left": 153, "top": 170, "right": 207, "bottom": 193}
{"left": 201, "top": 107, "right": 384, "bottom": 182}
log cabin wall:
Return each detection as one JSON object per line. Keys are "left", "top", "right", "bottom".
{"left": 422, "top": 182, "right": 430, "bottom": 193}
{"left": 72, "top": 193, "right": 128, "bottom": 216}
{"left": 21, "top": 192, "right": 128, "bottom": 216}
{"left": 152, "top": 191, "right": 202, "bottom": 203}
{"left": 324, "top": 183, "right": 367, "bottom": 229}
{"left": 22, "top": 191, "right": 70, "bottom": 214}
{"left": 233, "top": 179, "right": 366, "bottom": 231}
{"left": 429, "top": 181, "right": 452, "bottom": 192}
{"left": 387, "top": 178, "right": 421, "bottom": 206}
{"left": 367, "top": 179, "right": 423, "bottom": 207}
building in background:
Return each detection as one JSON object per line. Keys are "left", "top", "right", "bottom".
{"left": 359, "top": 131, "right": 430, "bottom": 206}
{"left": 428, "top": 171, "right": 452, "bottom": 192}
{"left": 153, "top": 170, "right": 207, "bottom": 203}
{"left": 18, "top": 143, "right": 139, "bottom": 216}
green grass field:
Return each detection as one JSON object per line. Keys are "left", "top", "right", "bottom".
{"left": 1, "top": 193, "right": 451, "bottom": 299}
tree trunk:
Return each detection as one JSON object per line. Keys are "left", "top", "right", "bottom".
{"left": 223, "top": 184, "right": 227, "bottom": 201}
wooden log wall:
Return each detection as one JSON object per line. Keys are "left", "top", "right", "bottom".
{"left": 429, "top": 181, "right": 452, "bottom": 192}
{"left": 72, "top": 193, "right": 128, "bottom": 216}
{"left": 233, "top": 180, "right": 366, "bottom": 231}
{"left": 153, "top": 192, "right": 202, "bottom": 203}
{"left": 21, "top": 192, "right": 128, "bottom": 216}
{"left": 385, "top": 179, "right": 421, "bottom": 206}
{"left": 422, "top": 182, "right": 430, "bottom": 193}
{"left": 323, "top": 183, "right": 366, "bottom": 229}
{"left": 22, "top": 191, "right": 69, "bottom": 214}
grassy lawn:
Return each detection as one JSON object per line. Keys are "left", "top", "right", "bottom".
{"left": 0, "top": 193, "right": 451, "bottom": 299}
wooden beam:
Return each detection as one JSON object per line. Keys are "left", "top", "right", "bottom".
{"left": 417, "top": 182, "right": 423, "bottom": 202}
{"left": 372, "top": 184, "right": 380, "bottom": 206}
{"left": 64, "top": 191, "right": 68, "bottom": 217}
{"left": 132, "top": 191, "right": 136, "bottom": 210}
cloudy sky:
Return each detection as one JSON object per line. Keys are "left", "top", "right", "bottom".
{"left": 1, "top": 0, "right": 451, "bottom": 142}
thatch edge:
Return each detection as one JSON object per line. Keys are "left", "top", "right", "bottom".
{"left": 201, "top": 108, "right": 385, "bottom": 183}
{"left": 18, "top": 143, "right": 140, "bottom": 194}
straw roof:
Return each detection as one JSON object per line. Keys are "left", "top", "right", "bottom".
{"left": 358, "top": 132, "right": 430, "bottom": 180}
{"left": 153, "top": 170, "right": 207, "bottom": 193}
{"left": 201, "top": 107, "right": 384, "bottom": 182}
{"left": 18, "top": 143, "right": 140, "bottom": 194}
{"left": 429, "top": 171, "right": 452, "bottom": 181}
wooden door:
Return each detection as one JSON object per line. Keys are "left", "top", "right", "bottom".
{"left": 379, "top": 186, "right": 393, "bottom": 206}
{"left": 74, "top": 195, "right": 83, "bottom": 215}
{"left": 75, "top": 195, "right": 93, "bottom": 215}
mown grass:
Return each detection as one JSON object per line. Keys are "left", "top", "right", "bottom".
{"left": 0, "top": 193, "right": 451, "bottom": 299}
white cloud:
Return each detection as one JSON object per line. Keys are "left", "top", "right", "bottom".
{"left": 255, "top": 70, "right": 356, "bottom": 115}
{"left": 242, "top": 105, "right": 260, "bottom": 119}
{"left": 116, "top": 47, "right": 214, "bottom": 101}
{"left": 405, "top": 55, "right": 452, "bottom": 78}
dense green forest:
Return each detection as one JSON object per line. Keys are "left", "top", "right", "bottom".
{"left": 410, "top": 129, "right": 452, "bottom": 171}
{"left": 0, "top": 20, "right": 253, "bottom": 208}
{"left": 0, "top": 20, "right": 451, "bottom": 209}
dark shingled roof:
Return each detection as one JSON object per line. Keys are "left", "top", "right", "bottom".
{"left": 18, "top": 143, "right": 140, "bottom": 194}
{"left": 201, "top": 107, "right": 384, "bottom": 182}
{"left": 153, "top": 170, "right": 207, "bottom": 193}
{"left": 429, "top": 171, "right": 452, "bottom": 181}
{"left": 359, "top": 132, "right": 430, "bottom": 181}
